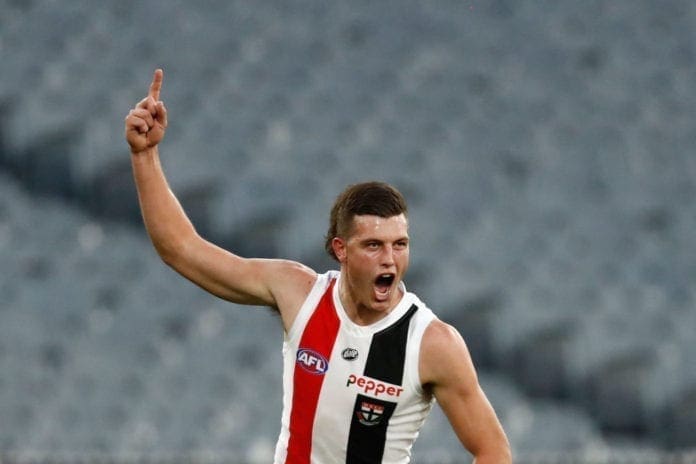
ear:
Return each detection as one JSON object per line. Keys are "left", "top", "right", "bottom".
{"left": 332, "top": 237, "right": 347, "bottom": 263}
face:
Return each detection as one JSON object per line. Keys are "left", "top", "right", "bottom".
{"left": 332, "top": 214, "right": 410, "bottom": 322}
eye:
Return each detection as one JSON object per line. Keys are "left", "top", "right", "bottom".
{"left": 394, "top": 240, "right": 408, "bottom": 250}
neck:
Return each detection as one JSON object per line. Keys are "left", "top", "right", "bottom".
{"left": 337, "top": 274, "right": 403, "bottom": 326}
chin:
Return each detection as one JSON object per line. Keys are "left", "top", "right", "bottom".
{"left": 370, "top": 298, "right": 396, "bottom": 313}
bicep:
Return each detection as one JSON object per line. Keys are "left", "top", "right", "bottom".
{"left": 434, "top": 376, "right": 506, "bottom": 457}
{"left": 421, "top": 322, "right": 510, "bottom": 460}
{"left": 164, "top": 234, "right": 314, "bottom": 310}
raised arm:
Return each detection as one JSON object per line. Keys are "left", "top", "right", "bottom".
{"left": 420, "top": 320, "right": 512, "bottom": 464}
{"left": 124, "top": 70, "right": 315, "bottom": 327}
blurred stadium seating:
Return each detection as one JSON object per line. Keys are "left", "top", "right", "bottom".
{"left": 1, "top": 0, "right": 696, "bottom": 462}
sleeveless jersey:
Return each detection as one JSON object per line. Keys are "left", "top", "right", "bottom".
{"left": 273, "top": 271, "right": 436, "bottom": 464}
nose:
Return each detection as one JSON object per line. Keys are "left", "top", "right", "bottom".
{"left": 380, "top": 245, "right": 395, "bottom": 267}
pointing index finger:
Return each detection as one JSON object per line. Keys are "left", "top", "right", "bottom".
{"left": 149, "top": 68, "right": 164, "bottom": 100}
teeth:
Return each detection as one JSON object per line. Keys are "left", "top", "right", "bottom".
{"left": 376, "top": 274, "right": 395, "bottom": 289}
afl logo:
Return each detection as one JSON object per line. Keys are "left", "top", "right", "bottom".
{"left": 341, "top": 348, "right": 359, "bottom": 361}
{"left": 296, "top": 348, "right": 329, "bottom": 375}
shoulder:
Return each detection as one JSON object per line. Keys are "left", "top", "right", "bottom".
{"left": 270, "top": 259, "right": 318, "bottom": 299}
{"left": 419, "top": 319, "right": 478, "bottom": 390}
{"left": 271, "top": 259, "right": 318, "bottom": 285}
{"left": 249, "top": 257, "right": 317, "bottom": 298}
{"left": 420, "top": 319, "right": 467, "bottom": 363}
{"left": 260, "top": 259, "right": 318, "bottom": 327}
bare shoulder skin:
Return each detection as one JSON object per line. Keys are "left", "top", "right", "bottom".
{"left": 420, "top": 320, "right": 512, "bottom": 463}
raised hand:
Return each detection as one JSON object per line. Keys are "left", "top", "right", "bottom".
{"left": 125, "top": 69, "right": 168, "bottom": 153}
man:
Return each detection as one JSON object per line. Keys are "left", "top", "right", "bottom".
{"left": 125, "top": 69, "right": 511, "bottom": 464}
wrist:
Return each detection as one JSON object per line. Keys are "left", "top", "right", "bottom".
{"left": 130, "top": 146, "right": 158, "bottom": 158}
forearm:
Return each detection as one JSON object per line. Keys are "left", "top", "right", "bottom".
{"left": 464, "top": 411, "right": 512, "bottom": 464}
{"left": 130, "top": 147, "right": 197, "bottom": 262}
{"left": 472, "top": 447, "right": 512, "bottom": 464}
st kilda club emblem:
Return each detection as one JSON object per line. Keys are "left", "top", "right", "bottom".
{"left": 356, "top": 400, "right": 384, "bottom": 426}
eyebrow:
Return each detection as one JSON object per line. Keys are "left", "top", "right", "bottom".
{"left": 359, "top": 236, "right": 409, "bottom": 244}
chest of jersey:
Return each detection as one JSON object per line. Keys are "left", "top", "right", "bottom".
{"left": 277, "top": 275, "right": 434, "bottom": 464}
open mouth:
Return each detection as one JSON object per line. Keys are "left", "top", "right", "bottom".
{"left": 374, "top": 273, "right": 395, "bottom": 301}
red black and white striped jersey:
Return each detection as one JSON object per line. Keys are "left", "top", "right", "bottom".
{"left": 273, "top": 271, "right": 436, "bottom": 464}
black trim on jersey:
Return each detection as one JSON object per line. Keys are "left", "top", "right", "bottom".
{"left": 346, "top": 304, "right": 419, "bottom": 463}
{"left": 363, "top": 304, "right": 418, "bottom": 384}
{"left": 347, "top": 394, "right": 397, "bottom": 463}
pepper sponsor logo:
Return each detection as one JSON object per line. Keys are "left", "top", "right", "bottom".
{"left": 296, "top": 348, "right": 329, "bottom": 375}
{"left": 346, "top": 374, "right": 404, "bottom": 398}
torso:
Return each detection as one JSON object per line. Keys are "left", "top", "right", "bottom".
{"left": 274, "top": 271, "right": 436, "bottom": 464}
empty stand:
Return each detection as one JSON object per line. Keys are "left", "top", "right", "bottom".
{"left": 2, "top": 0, "right": 696, "bottom": 460}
